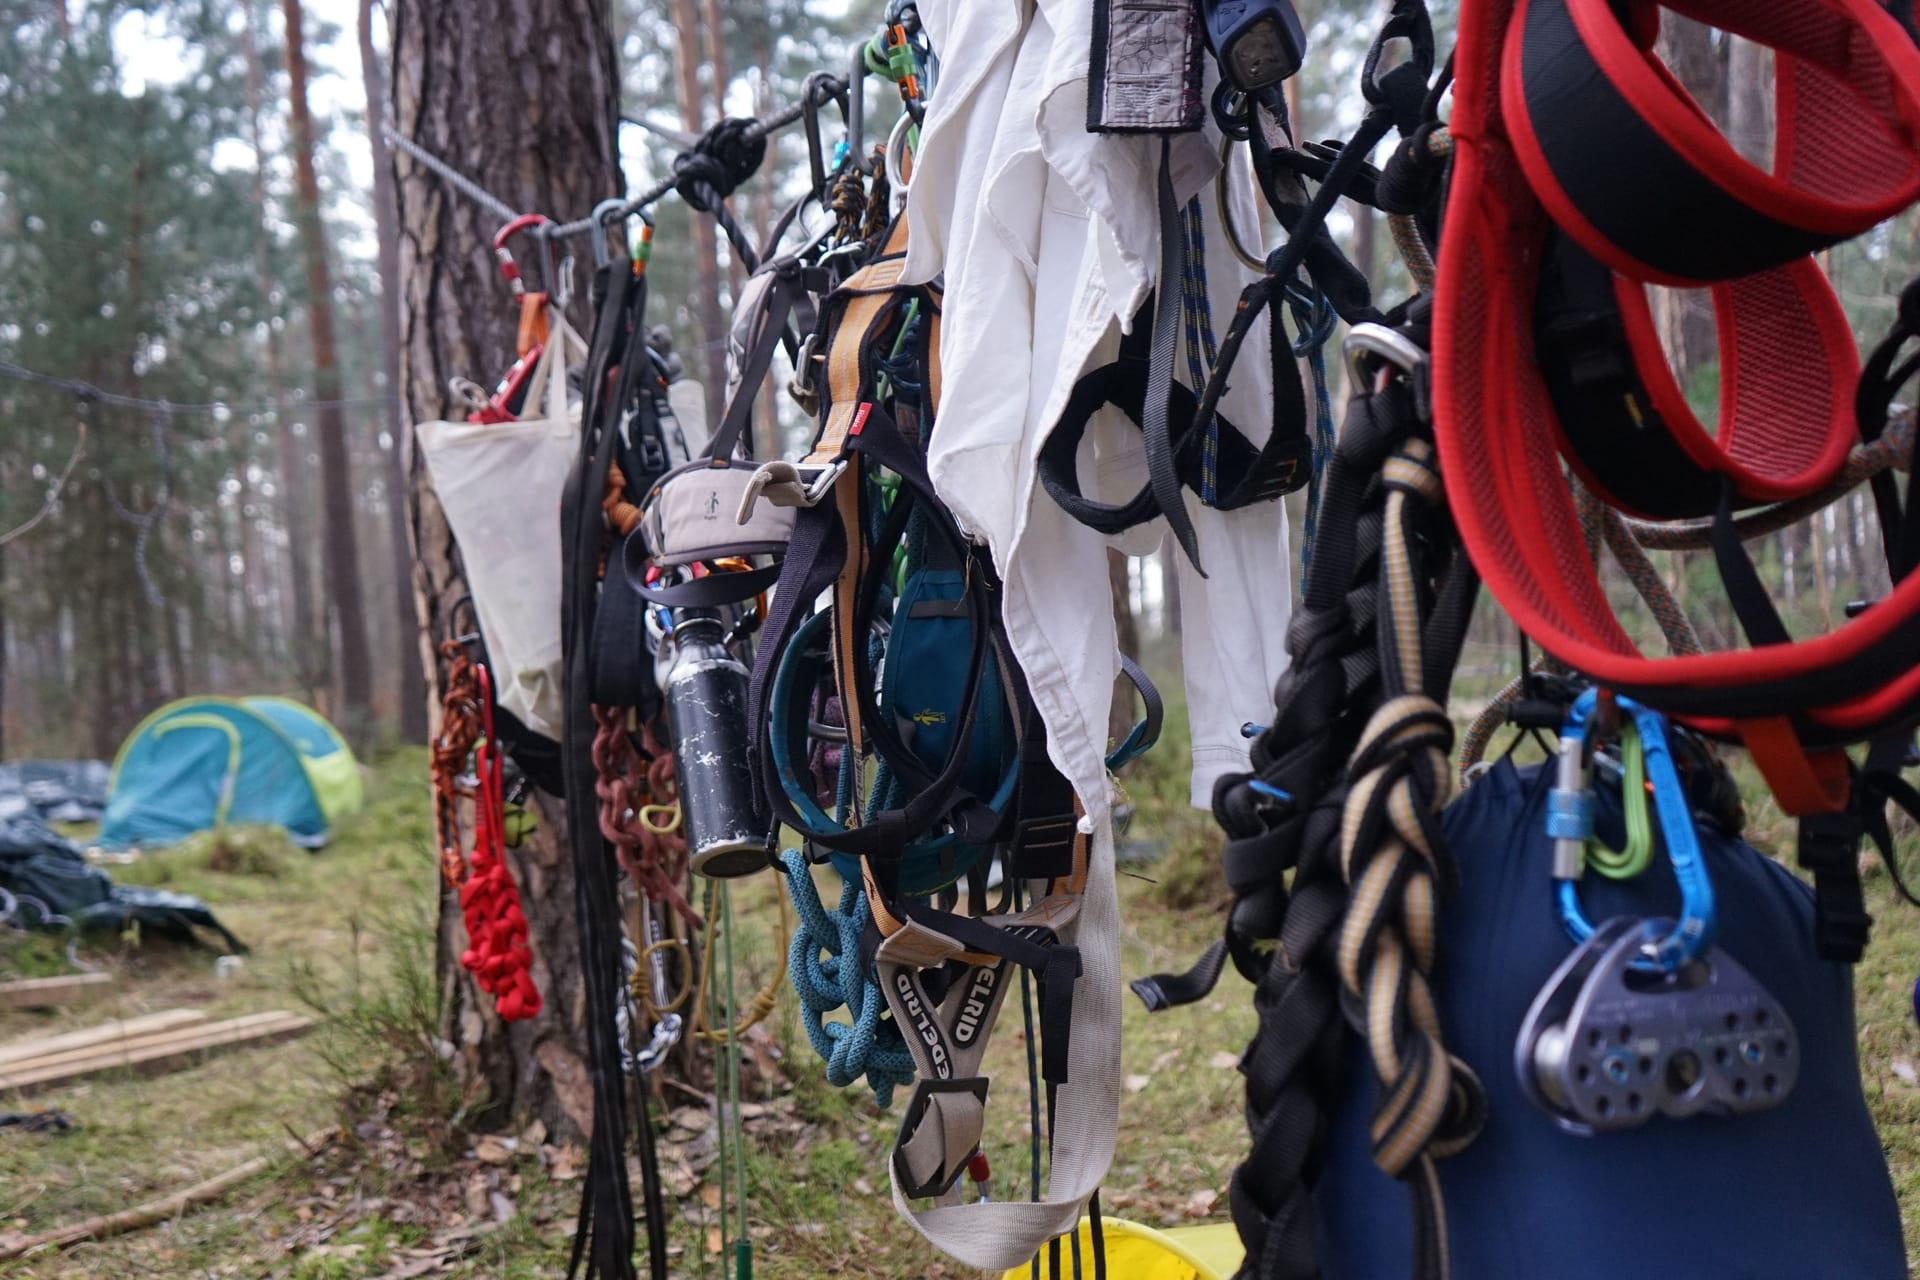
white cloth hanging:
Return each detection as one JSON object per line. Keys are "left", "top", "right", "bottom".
{"left": 890, "top": 0, "right": 1294, "bottom": 1268}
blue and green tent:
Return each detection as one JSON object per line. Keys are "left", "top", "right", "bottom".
{"left": 99, "top": 697, "right": 363, "bottom": 849}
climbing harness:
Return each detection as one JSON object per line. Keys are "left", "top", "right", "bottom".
{"left": 1434, "top": 0, "right": 1920, "bottom": 966}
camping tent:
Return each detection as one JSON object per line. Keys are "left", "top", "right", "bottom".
{"left": 100, "top": 697, "right": 362, "bottom": 849}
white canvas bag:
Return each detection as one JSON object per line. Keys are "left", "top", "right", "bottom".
{"left": 416, "top": 317, "right": 587, "bottom": 741}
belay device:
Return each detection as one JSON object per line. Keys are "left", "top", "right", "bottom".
{"left": 1515, "top": 690, "right": 1798, "bottom": 1134}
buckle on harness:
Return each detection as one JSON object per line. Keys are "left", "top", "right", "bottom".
{"left": 737, "top": 456, "right": 847, "bottom": 521}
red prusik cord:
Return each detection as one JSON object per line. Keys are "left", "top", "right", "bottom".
{"left": 456, "top": 664, "right": 542, "bottom": 1022}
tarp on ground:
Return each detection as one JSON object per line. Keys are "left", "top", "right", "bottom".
{"left": 0, "top": 760, "right": 110, "bottom": 823}
{"left": 0, "top": 791, "right": 244, "bottom": 951}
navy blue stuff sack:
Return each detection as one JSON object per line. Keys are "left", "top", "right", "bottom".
{"left": 1315, "top": 758, "right": 1904, "bottom": 1280}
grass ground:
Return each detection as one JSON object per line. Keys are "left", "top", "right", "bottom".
{"left": 0, "top": 722, "right": 1916, "bottom": 1278}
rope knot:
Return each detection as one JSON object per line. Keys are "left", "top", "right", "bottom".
{"left": 673, "top": 117, "right": 767, "bottom": 211}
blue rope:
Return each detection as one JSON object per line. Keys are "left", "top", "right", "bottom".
{"left": 1288, "top": 287, "right": 1338, "bottom": 574}
{"left": 781, "top": 848, "right": 917, "bottom": 1105}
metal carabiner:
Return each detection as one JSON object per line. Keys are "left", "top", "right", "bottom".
{"left": 589, "top": 197, "right": 630, "bottom": 273}
{"left": 802, "top": 71, "right": 853, "bottom": 200}
{"left": 1342, "top": 321, "right": 1428, "bottom": 387}
{"left": 492, "top": 213, "right": 553, "bottom": 297}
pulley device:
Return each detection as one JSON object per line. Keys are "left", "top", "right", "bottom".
{"left": 1516, "top": 690, "right": 1797, "bottom": 1134}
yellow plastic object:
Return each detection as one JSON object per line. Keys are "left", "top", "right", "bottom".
{"left": 1005, "top": 1217, "right": 1244, "bottom": 1280}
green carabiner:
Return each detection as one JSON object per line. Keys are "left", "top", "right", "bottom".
{"left": 1585, "top": 720, "right": 1655, "bottom": 880}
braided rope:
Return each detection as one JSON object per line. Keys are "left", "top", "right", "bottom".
{"left": 1221, "top": 365, "right": 1480, "bottom": 1280}
{"left": 1332, "top": 443, "right": 1484, "bottom": 1229}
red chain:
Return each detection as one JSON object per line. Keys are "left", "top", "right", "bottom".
{"left": 593, "top": 706, "right": 702, "bottom": 928}
{"left": 431, "top": 640, "right": 484, "bottom": 888}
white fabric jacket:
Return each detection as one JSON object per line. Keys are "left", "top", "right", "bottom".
{"left": 891, "top": 0, "right": 1295, "bottom": 1266}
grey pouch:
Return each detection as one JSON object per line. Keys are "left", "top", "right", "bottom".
{"left": 638, "top": 460, "right": 795, "bottom": 568}
{"left": 1087, "top": 0, "right": 1206, "bottom": 134}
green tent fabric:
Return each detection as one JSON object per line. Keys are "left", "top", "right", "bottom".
{"left": 99, "top": 697, "right": 362, "bottom": 849}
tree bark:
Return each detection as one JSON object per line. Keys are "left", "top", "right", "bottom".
{"left": 669, "top": 0, "right": 729, "bottom": 432}
{"left": 283, "top": 0, "right": 376, "bottom": 741}
{"left": 360, "top": 0, "right": 430, "bottom": 745}
{"left": 1656, "top": 19, "right": 1723, "bottom": 378}
{"left": 390, "top": 0, "right": 621, "bottom": 1142}
{"left": 244, "top": 0, "right": 321, "bottom": 697}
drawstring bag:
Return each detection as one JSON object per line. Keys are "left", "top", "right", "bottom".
{"left": 1314, "top": 758, "right": 1902, "bottom": 1278}
{"left": 417, "top": 316, "right": 588, "bottom": 741}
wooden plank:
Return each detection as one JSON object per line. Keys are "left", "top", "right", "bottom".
{"left": 0, "top": 1010, "right": 208, "bottom": 1068}
{"left": 0, "top": 973, "right": 113, "bottom": 1010}
{"left": 0, "top": 1012, "right": 316, "bottom": 1094}
{"left": 0, "top": 1011, "right": 289, "bottom": 1076}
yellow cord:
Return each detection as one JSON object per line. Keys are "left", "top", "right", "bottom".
{"left": 689, "top": 880, "right": 791, "bottom": 1045}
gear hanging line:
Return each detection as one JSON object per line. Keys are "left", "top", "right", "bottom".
{"left": 0, "top": 413, "right": 86, "bottom": 548}
{"left": 383, "top": 75, "right": 850, "bottom": 258}
{"left": 101, "top": 400, "right": 173, "bottom": 607}
{"left": 0, "top": 358, "right": 382, "bottom": 417}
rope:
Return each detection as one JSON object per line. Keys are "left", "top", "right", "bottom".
{"left": 780, "top": 848, "right": 916, "bottom": 1104}
{"left": 1217, "top": 350, "right": 1480, "bottom": 1280}
{"left": 689, "top": 874, "right": 790, "bottom": 1046}
{"left": 101, "top": 401, "right": 173, "bottom": 607}
{"left": 383, "top": 126, "right": 523, "bottom": 224}
{"left": 431, "top": 640, "right": 486, "bottom": 887}
{"left": 0, "top": 416, "right": 85, "bottom": 548}
{"left": 1330, "top": 441, "right": 1484, "bottom": 1232}
{"left": 0, "top": 359, "right": 380, "bottom": 416}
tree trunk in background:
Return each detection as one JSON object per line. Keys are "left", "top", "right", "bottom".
{"left": 245, "top": 0, "right": 321, "bottom": 697}
{"left": 669, "top": 0, "right": 729, "bottom": 432}
{"left": 390, "top": 0, "right": 621, "bottom": 1141}
{"left": 284, "top": 0, "right": 375, "bottom": 742}
{"left": 1657, "top": 19, "right": 1723, "bottom": 377}
{"left": 1108, "top": 548, "right": 1140, "bottom": 747}
{"left": 361, "top": 0, "right": 430, "bottom": 745}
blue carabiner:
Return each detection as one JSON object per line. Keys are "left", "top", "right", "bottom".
{"left": 1551, "top": 688, "right": 1717, "bottom": 972}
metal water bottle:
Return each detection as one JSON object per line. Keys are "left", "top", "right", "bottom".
{"left": 663, "top": 612, "right": 766, "bottom": 877}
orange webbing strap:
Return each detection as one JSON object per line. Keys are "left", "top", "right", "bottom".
{"left": 517, "top": 292, "right": 551, "bottom": 358}
{"left": 1740, "top": 717, "right": 1850, "bottom": 816}
{"left": 802, "top": 215, "right": 917, "bottom": 467}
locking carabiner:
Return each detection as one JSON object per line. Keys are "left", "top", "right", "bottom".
{"left": 1551, "top": 688, "right": 1717, "bottom": 972}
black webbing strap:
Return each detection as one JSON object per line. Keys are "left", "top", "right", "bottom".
{"left": 590, "top": 531, "right": 661, "bottom": 716}
{"left": 707, "top": 257, "right": 829, "bottom": 463}
{"left": 1145, "top": 141, "right": 1203, "bottom": 570}
{"left": 560, "top": 259, "right": 654, "bottom": 1280}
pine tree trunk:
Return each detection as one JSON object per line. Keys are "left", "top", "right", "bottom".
{"left": 390, "top": 0, "right": 621, "bottom": 1141}
{"left": 670, "top": 0, "right": 729, "bottom": 431}
{"left": 284, "top": 0, "right": 376, "bottom": 741}
{"left": 360, "top": 0, "right": 430, "bottom": 744}
{"left": 244, "top": 0, "right": 322, "bottom": 697}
